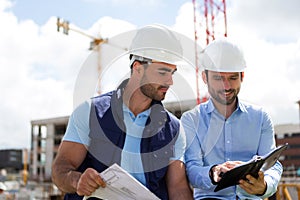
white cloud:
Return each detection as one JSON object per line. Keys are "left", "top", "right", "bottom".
{"left": 88, "top": 16, "right": 136, "bottom": 38}
{"left": 227, "top": 0, "right": 300, "bottom": 124}
{"left": 171, "top": 0, "right": 300, "bottom": 125}
{"left": 0, "top": 1, "right": 90, "bottom": 149}
{"left": 0, "top": 0, "right": 300, "bottom": 149}
{"left": 0, "top": 0, "right": 139, "bottom": 149}
{"left": 83, "top": 0, "right": 165, "bottom": 7}
{"left": 173, "top": 2, "right": 195, "bottom": 39}
{"left": 228, "top": 0, "right": 300, "bottom": 42}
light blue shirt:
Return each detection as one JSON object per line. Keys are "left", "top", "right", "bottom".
{"left": 63, "top": 100, "right": 186, "bottom": 185}
{"left": 181, "top": 98, "right": 282, "bottom": 200}
{"left": 121, "top": 104, "right": 150, "bottom": 185}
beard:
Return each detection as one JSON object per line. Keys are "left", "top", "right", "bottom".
{"left": 208, "top": 87, "right": 240, "bottom": 105}
{"left": 140, "top": 75, "right": 167, "bottom": 101}
{"left": 140, "top": 83, "right": 167, "bottom": 101}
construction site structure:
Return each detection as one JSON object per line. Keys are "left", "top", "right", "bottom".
{"left": 25, "top": 114, "right": 300, "bottom": 199}
{"left": 192, "top": 0, "right": 227, "bottom": 104}
{"left": 57, "top": 17, "right": 107, "bottom": 97}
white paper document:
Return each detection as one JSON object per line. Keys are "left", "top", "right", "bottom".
{"left": 83, "top": 163, "right": 160, "bottom": 200}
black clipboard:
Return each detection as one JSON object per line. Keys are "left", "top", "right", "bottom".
{"left": 214, "top": 143, "right": 288, "bottom": 192}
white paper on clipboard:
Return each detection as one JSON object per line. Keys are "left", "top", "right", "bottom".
{"left": 83, "top": 163, "right": 160, "bottom": 200}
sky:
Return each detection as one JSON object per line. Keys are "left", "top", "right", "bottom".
{"left": 0, "top": 0, "right": 300, "bottom": 149}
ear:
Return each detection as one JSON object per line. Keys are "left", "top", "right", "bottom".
{"left": 132, "top": 61, "right": 142, "bottom": 73}
{"left": 241, "top": 72, "right": 244, "bottom": 82}
{"left": 202, "top": 71, "right": 207, "bottom": 84}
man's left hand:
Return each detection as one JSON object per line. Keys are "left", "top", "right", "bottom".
{"left": 238, "top": 171, "right": 267, "bottom": 196}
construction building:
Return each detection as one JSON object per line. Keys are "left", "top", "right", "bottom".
{"left": 274, "top": 123, "right": 300, "bottom": 178}
{"left": 26, "top": 108, "right": 300, "bottom": 182}
{"left": 0, "top": 149, "right": 23, "bottom": 173}
{"left": 0, "top": 149, "right": 24, "bottom": 183}
{"left": 30, "top": 116, "right": 68, "bottom": 182}
{"left": 0, "top": 101, "right": 299, "bottom": 199}
{"left": 1, "top": 113, "right": 298, "bottom": 183}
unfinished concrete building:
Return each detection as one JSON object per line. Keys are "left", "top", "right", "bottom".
{"left": 30, "top": 116, "right": 69, "bottom": 181}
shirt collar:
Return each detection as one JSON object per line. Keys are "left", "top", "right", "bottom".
{"left": 122, "top": 103, "right": 151, "bottom": 119}
{"left": 205, "top": 97, "right": 247, "bottom": 114}
{"left": 237, "top": 98, "right": 247, "bottom": 113}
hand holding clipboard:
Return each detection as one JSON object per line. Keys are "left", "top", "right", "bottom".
{"left": 214, "top": 143, "right": 288, "bottom": 192}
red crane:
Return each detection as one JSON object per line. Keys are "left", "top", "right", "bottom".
{"left": 192, "top": 0, "right": 227, "bottom": 104}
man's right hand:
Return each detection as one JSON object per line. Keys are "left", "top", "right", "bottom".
{"left": 76, "top": 168, "right": 106, "bottom": 196}
{"left": 52, "top": 141, "right": 107, "bottom": 196}
{"left": 210, "top": 161, "right": 243, "bottom": 183}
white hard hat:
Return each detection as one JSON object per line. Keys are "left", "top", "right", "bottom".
{"left": 0, "top": 182, "right": 7, "bottom": 191}
{"left": 129, "top": 24, "right": 183, "bottom": 65}
{"left": 200, "top": 38, "right": 246, "bottom": 72}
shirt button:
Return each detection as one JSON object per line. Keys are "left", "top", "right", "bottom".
{"left": 227, "top": 140, "right": 230, "bottom": 143}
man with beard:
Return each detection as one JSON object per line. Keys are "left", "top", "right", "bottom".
{"left": 181, "top": 38, "right": 282, "bottom": 199}
{"left": 51, "top": 24, "right": 193, "bottom": 200}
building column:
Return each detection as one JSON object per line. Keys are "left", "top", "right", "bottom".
{"left": 45, "top": 124, "right": 54, "bottom": 180}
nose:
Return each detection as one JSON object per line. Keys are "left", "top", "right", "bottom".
{"left": 165, "top": 74, "right": 174, "bottom": 86}
{"left": 222, "top": 79, "right": 231, "bottom": 90}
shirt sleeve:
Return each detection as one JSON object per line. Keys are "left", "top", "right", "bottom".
{"left": 181, "top": 107, "right": 214, "bottom": 189}
{"left": 170, "top": 121, "right": 187, "bottom": 162}
{"left": 62, "top": 100, "right": 91, "bottom": 146}
{"left": 257, "top": 109, "right": 283, "bottom": 198}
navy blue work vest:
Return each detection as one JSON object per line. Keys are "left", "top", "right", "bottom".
{"left": 64, "top": 80, "right": 180, "bottom": 200}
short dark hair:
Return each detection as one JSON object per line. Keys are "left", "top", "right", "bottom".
{"left": 129, "top": 54, "right": 150, "bottom": 75}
